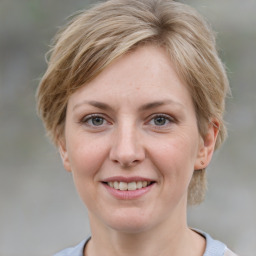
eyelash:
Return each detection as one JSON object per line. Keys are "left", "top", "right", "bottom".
{"left": 79, "top": 113, "right": 176, "bottom": 129}
{"left": 80, "top": 114, "right": 110, "bottom": 128}
{"left": 147, "top": 114, "right": 175, "bottom": 129}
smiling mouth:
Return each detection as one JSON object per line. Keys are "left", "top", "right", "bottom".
{"left": 104, "top": 181, "right": 155, "bottom": 191}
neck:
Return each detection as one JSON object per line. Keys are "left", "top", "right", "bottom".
{"left": 85, "top": 210, "right": 205, "bottom": 256}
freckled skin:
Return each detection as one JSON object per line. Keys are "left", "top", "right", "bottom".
{"left": 59, "top": 45, "right": 217, "bottom": 255}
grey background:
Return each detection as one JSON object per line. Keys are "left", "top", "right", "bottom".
{"left": 0, "top": 0, "right": 255, "bottom": 255}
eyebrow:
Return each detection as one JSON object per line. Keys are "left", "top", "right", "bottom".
{"left": 138, "top": 100, "right": 184, "bottom": 111}
{"left": 73, "top": 100, "right": 114, "bottom": 111}
{"left": 73, "top": 99, "right": 184, "bottom": 112}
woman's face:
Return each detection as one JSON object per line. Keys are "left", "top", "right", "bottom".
{"left": 59, "top": 45, "right": 215, "bottom": 233}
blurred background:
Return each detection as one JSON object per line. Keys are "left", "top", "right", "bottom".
{"left": 0, "top": 0, "right": 255, "bottom": 255}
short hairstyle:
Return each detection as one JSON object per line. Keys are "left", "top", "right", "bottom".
{"left": 37, "top": 0, "right": 230, "bottom": 205}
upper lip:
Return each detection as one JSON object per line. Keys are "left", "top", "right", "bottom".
{"left": 102, "top": 176, "right": 155, "bottom": 183}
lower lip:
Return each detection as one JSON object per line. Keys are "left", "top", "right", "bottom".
{"left": 102, "top": 183, "right": 155, "bottom": 200}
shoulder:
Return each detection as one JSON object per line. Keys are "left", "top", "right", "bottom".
{"left": 193, "top": 229, "right": 238, "bottom": 256}
{"left": 224, "top": 248, "right": 239, "bottom": 256}
{"left": 53, "top": 234, "right": 239, "bottom": 256}
{"left": 53, "top": 239, "right": 87, "bottom": 256}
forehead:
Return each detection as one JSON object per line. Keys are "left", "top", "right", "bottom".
{"left": 68, "top": 45, "right": 193, "bottom": 111}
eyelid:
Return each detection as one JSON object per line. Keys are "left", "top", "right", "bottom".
{"left": 148, "top": 113, "right": 175, "bottom": 122}
{"left": 79, "top": 112, "right": 176, "bottom": 128}
{"left": 82, "top": 113, "right": 104, "bottom": 121}
{"left": 146, "top": 113, "right": 176, "bottom": 129}
{"left": 80, "top": 113, "right": 111, "bottom": 127}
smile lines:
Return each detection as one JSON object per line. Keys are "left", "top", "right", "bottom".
{"left": 106, "top": 181, "right": 153, "bottom": 191}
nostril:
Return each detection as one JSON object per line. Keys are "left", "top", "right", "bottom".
{"left": 109, "top": 130, "right": 146, "bottom": 165}
{"left": 120, "top": 160, "right": 137, "bottom": 168}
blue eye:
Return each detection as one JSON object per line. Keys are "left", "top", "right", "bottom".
{"left": 153, "top": 116, "right": 169, "bottom": 126}
{"left": 148, "top": 114, "right": 174, "bottom": 127}
{"left": 90, "top": 116, "right": 104, "bottom": 126}
{"left": 82, "top": 115, "right": 107, "bottom": 127}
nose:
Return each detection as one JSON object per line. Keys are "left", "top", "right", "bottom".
{"left": 109, "top": 122, "right": 145, "bottom": 168}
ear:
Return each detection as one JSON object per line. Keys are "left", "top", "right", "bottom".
{"left": 58, "top": 138, "right": 72, "bottom": 172}
{"left": 194, "top": 119, "right": 219, "bottom": 170}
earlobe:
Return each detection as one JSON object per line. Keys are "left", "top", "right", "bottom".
{"left": 58, "top": 138, "right": 72, "bottom": 172}
{"left": 194, "top": 120, "right": 219, "bottom": 170}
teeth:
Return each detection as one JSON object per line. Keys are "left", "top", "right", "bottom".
{"left": 119, "top": 182, "right": 128, "bottom": 191}
{"left": 113, "top": 181, "right": 119, "bottom": 189}
{"left": 136, "top": 181, "right": 142, "bottom": 189}
{"left": 107, "top": 181, "right": 152, "bottom": 190}
{"left": 127, "top": 182, "right": 136, "bottom": 191}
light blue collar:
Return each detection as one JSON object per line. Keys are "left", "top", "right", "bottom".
{"left": 54, "top": 230, "right": 227, "bottom": 256}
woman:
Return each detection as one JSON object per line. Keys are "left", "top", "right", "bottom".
{"left": 37, "top": 0, "right": 237, "bottom": 255}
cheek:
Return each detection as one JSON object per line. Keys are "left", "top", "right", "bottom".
{"left": 148, "top": 132, "right": 199, "bottom": 179}
{"left": 66, "top": 134, "right": 109, "bottom": 178}
{"left": 66, "top": 137, "right": 109, "bottom": 204}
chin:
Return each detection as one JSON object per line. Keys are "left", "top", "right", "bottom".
{"left": 99, "top": 208, "right": 156, "bottom": 234}
{"left": 108, "top": 219, "right": 152, "bottom": 234}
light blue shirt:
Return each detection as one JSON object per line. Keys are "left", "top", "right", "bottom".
{"left": 53, "top": 230, "right": 234, "bottom": 256}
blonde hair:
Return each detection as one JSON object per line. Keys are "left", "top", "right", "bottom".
{"left": 37, "top": 0, "right": 230, "bottom": 205}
